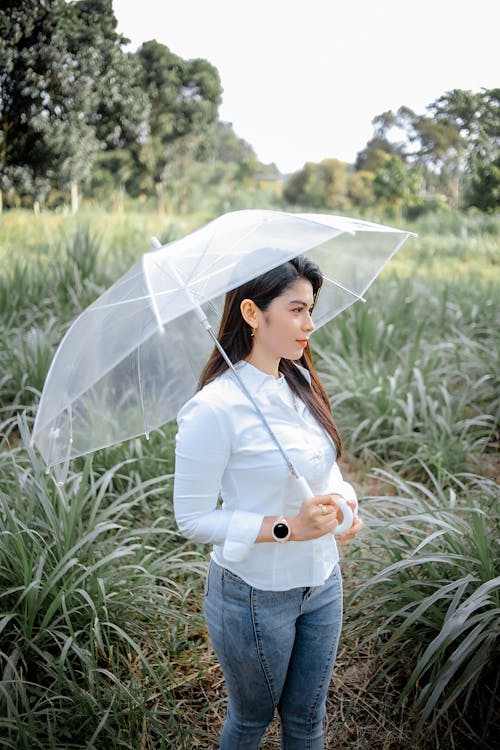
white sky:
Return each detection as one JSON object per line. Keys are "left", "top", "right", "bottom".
{"left": 112, "top": 0, "right": 499, "bottom": 174}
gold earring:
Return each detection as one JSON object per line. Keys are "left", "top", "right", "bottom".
{"left": 250, "top": 327, "right": 256, "bottom": 337}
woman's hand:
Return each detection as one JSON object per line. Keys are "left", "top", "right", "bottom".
{"left": 291, "top": 495, "right": 364, "bottom": 543}
{"left": 290, "top": 493, "right": 345, "bottom": 541}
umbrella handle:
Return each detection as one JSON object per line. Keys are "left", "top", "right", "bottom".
{"left": 294, "top": 476, "right": 354, "bottom": 536}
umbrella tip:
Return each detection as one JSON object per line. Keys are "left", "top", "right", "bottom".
{"left": 150, "top": 237, "right": 162, "bottom": 250}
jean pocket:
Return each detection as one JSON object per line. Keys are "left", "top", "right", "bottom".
{"left": 222, "top": 567, "right": 247, "bottom": 586}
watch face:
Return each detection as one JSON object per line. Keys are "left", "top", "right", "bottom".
{"left": 273, "top": 521, "right": 290, "bottom": 540}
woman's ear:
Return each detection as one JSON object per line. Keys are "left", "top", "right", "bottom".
{"left": 240, "top": 298, "right": 259, "bottom": 329}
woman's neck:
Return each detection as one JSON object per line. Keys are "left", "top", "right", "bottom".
{"left": 244, "top": 351, "right": 281, "bottom": 379}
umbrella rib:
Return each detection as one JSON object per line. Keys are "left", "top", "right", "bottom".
{"left": 183, "top": 225, "right": 218, "bottom": 287}
{"left": 321, "top": 274, "right": 367, "bottom": 302}
{"left": 137, "top": 342, "right": 149, "bottom": 437}
{"left": 142, "top": 254, "right": 164, "bottom": 330}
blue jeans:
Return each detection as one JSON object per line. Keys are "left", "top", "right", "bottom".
{"left": 204, "top": 560, "right": 343, "bottom": 749}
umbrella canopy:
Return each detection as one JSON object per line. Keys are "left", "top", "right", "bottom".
{"left": 32, "top": 209, "right": 413, "bottom": 477}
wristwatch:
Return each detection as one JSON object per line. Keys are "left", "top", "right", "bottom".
{"left": 272, "top": 516, "right": 291, "bottom": 542}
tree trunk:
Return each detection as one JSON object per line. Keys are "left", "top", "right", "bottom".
{"left": 71, "top": 180, "right": 79, "bottom": 214}
{"left": 33, "top": 199, "right": 40, "bottom": 214}
{"left": 155, "top": 181, "right": 165, "bottom": 216}
{"left": 454, "top": 174, "right": 460, "bottom": 208}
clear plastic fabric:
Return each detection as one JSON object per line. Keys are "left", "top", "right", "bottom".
{"left": 32, "top": 209, "right": 413, "bottom": 477}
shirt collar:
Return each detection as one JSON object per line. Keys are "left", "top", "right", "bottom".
{"left": 233, "top": 360, "right": 311, "bottom": 391}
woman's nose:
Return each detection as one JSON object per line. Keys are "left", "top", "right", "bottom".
{"left": 304, "top": 312, "right": 315, "bottom": 331}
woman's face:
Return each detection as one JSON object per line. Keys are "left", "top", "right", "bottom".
{"left": 253, "top": 277, "right": 315, "bottom": 362}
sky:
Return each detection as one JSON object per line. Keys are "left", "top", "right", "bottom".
{"left": 112, "top": 0, "right": 499, "bottom": 174}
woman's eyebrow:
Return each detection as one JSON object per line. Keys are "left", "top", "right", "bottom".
{"left": 288, "top": 299, "right": 313, "bottom": 306}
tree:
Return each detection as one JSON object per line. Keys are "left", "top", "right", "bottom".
{"left": 89, "top": 149, "right": 136, "bottom": 208}
{"left": 134, "top": 40, "right": 222, "bottom": 213}
{"left": 212, "top": 121, "right": 258, "bottom": 165}
{"left": 0, "top": 0, "right": 148, "bottom": 212}
{"left": 399, "top": 107, "right": 466, "bottom": 206}
{"left": 346, "top": 170, "right": 374, "bottom": 209}
{"left": 355, "top": 136, "right": 403, "bottom": 172}
{"left": 372, "top": 153, "right": 421, "bottom": 220}
{"left": 284, "top": 159, "right": 351, "bottom": 209}
{"left": 0, "top": 0, "right": 81, "bottom": 210}
{"left": 355, "top": 107, "right": 408, "bottom": 175}
{"left": 157, "top": 133, "right": 209, "bottom": 213}
{"left": 467, "top": 155, "right": 500, "bottom": 212}
{"left": 428, "top": 88, "right": 499, "bottom": 210}
{"left": 62, "top": 1, "right": 149, "bottom": 210}
{"left": 358, "top": 90, "right": 499, "bottom": 211}
{"left": 429, "top": 88, "right": 499, "bottom": 163}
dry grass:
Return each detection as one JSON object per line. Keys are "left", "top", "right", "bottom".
{"left": 163, "top": 632, "right": 423, "bottom": 749}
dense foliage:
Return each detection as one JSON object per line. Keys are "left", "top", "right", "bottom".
{"left": 286, "top": 89, "right": 499, "bottom": 214}
{"left": 0, "top": 0, "right": 148, "bottom": 209}
{"left": 1, "top": 2, "right": 498, "bottom": 214}
{"left": 0, "top": 0, "right": 226, "bottom": 213}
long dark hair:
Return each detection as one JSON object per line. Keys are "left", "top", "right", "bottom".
{"left": 198, "top": 256, "right": 342, "bottom": 457}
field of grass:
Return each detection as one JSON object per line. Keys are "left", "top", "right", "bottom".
{"left": 0, "top": 207, "right": 498, "bottom": 749}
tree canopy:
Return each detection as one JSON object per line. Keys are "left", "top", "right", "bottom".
{"left": 290, "top": 89, "right": 498, "bottom": 215}
{"left": 0, "top": 2, "right": 497, "bottom": 216}
{"left": 0, "top": 0, "right": 148, "bottom": 210}
{"left": 132, "top": 40, "right": 222, "bottom": 212}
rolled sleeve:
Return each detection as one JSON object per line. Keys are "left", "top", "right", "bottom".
{"left": 174, "top": 395, "right": 263, "bottom": 558}
{"left": 222, "top": 510, "right": 264, "bottom": 562}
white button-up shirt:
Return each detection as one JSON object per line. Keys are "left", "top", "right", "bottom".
{"left": 174, "top": 360, "right": 357, "bottom": 591}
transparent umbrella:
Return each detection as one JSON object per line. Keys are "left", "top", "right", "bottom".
{"left": 32, "top": 209, "right": 414, "bottom": 517}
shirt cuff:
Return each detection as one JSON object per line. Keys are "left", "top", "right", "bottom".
{"left": 222, "top": 510, "right": 263, "bottom": 562}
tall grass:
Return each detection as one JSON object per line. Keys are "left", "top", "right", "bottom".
{"left": 0, "top": 416, "right": 208, "bottom": 749}
{"left": 316, "top": 275, "right": 500, "bottom": 481}
{"left": 342, "top": 468, "right": 499, "bottom": 748}
{"left": 0, "top": 208, "right": 498, "bottom": 747}
{"left": 389, "top": 210, "right": 500, "bottom": 280}
{"left": 0, "top": 219, "right": 192, "bottom": 421}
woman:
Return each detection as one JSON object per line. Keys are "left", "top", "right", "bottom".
{"left": 173, "top": 255, "right": 364, "bottom": 749}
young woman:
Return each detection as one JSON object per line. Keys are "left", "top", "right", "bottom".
{"left": 173, "top": 255, "right": 364, "bottom": 749}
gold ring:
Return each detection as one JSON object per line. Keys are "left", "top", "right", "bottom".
{"left": 319, "top": 503, "right": 328, "bottom": 516}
